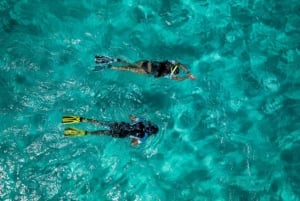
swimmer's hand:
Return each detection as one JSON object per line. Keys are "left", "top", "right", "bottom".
{"left": 129, "top": 115, "right": 137, "bottom": 121}
{"left": 188, "top": 73, "right": 196, "bottom": 80}
{"left": 131, "top": 139, "right": 140, "bottom": 146}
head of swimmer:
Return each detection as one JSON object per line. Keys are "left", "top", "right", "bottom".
{"left": 145, "top": 124, "right": 159, "bottom": 135}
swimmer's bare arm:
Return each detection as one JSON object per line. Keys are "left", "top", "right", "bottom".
{"left": 174, "top": 62, "right": 196, "bottom": 80}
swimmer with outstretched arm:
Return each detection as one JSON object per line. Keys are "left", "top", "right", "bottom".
{"left": 94, "top": 55, "right": 196, "bottom": 81}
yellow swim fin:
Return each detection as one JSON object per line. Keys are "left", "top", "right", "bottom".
{"left": 61, "top": 115, "right": 83, "bottom": 124}
{"left": 64, "top": 127, "right": 87, "bottom": 137}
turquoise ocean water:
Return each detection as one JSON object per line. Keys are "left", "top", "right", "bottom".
{"left": 1, "top": 0, "right": 300, "bottom": 200}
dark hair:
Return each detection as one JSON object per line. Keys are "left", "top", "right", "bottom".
{"left": 155, "top": 61, "right": 178, "bottom": 77}
{"left": 145, "top": 124, "right": 159, "bottom": 135}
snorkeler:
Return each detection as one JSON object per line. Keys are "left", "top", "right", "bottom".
{"left": 61, "top": 115, "right": 158, "bottom": 146}
{"left": 94, "top": 55, "right": 196, "bottom": 81}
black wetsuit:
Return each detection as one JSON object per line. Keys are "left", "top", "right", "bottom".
{"left": 107, "top": 122, "right": 146, "bottom": 139}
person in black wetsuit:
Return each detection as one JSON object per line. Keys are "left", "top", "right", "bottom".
{"left": 94, "top": 55, "right": 196, "bottom": 81}
{"left": 62, "top": 115, "right": 159, "bottom": 146}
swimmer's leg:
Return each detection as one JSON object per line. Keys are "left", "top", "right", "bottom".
{"left": 88, "top": 130, "right": 111, "bottom": 136}
{"left": 94, "top": 55, "right": 140, "bottom": 72}
{"left": 80, "top": 117, "right": 106, "bottom": 127}
{"left": 110, "top": 66, "right": 147, "bottom": 74}
{"left": 64, "top": 127, "right": 111, "bottom": 137}
{"left": 110, "top": 61, "right": 148, "bottom": 75}
{"left": 62, "top": 116, "right": 105, "bottom": 127}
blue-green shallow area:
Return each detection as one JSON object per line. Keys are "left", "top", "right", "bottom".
{"left": 1, "top": 0, "right": 300, "bottom": 200}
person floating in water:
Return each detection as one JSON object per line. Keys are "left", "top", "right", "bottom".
{"left": 94, "top": 55, "right": 196, "bottom": 81}
{"left": 62, "top": 115, "right": 159, "bottom": 146}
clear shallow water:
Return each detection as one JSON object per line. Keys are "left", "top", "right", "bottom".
{"left": 1, "top": 0, "right": 300, "bottom": 200}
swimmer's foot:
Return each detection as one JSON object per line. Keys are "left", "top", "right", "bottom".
{"left": 64, "top": 127, "right": 87, "bottom": 137}
{"left": 62, "top": 115, "right": 86, "bottom": 124}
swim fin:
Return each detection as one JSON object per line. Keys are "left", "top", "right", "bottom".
{"left": 94, "top": 55, "right": 120, "bottom": 64}
{"left": 64, "top": 127, "right": 87, "bottom": 137}
{"left": 62, "top": 115, "right": 85, "bottom": 124}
